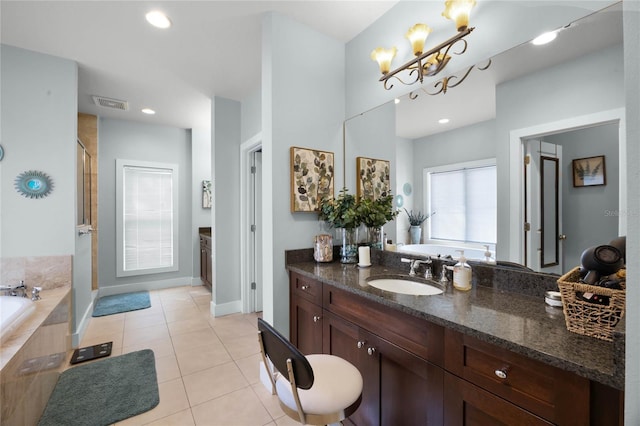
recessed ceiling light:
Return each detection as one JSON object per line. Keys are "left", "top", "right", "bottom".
{"left": 438, "top": 118, "right": 450, "bottom": 124}
{"left": 141, "top": 108, "right": 156, "bottom": 115}
{"left": 394, "top": 98, "right": 400, "bottom": 104}
{"left": 145, "top": 11, "right": 171, "bottom": 29}
{"left": 532, "top": 31, "right": 557, "bottom": 46}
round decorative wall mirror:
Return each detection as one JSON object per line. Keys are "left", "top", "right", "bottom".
{"left": 14, "top": 170, "right": 54, "bottom": 199}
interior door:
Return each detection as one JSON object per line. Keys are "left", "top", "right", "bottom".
{"left": 525, "top": 140, "right": 564, "bottom": 274}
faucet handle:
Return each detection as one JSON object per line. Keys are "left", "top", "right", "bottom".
{"left": 31, "top": 286, "right": 41, "bottom": 301}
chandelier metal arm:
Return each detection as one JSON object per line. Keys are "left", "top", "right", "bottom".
{"left": 379, "top": 27, "right": 474, "bottom": 87}
{"left": 411, "top": 58, "right": 492, "bottom": 98}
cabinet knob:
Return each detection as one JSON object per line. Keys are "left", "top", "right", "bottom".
{"left": 301, "top": 285, "right": 310, "bottom": 291}
{"left": 313, "top": 315, "right": 321, "bottom": 323}
{"left": 367, "top": 347, "right": 376, "bottom": 356}
{"left": 357, "top": 341, "right": 366, "bottom": 349}
{"left": 494, "top": 368, "right": 508, "bottom": 379}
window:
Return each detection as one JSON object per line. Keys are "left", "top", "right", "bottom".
{"left": 424, "top": 159, "right": 496, "bottom": 245}
{"left": 116, "top": 159, "right": 179, "bottom": 277}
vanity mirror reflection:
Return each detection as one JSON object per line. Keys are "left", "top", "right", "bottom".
{"left": 344, "top": 2, "right": 625, "bottom": 274}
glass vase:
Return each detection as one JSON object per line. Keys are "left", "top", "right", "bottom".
{"left": 339, "top": 228, "right": 358, "bottom": 264}
{"left": 366, "top": 226, "right": 384, "bottom": 250}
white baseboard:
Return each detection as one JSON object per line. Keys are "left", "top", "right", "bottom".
{"left": 191, "top": 276, "right": 205, "bottom": 286}
{"left": 71, "top": 290, "right": 99, "bottom": 348}
{"left": 97, "top": 277, "right": 192, "bottom": 297}
{"left": 210, "top": 299, "right": 242, "bottom": 317}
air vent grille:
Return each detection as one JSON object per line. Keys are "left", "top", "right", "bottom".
{"left": 92, "top": 95, "right": 129, "bottom": 111}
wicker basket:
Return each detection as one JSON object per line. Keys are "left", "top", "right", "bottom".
{"left": 557, "top": 267, "right": 625, "bottom": 342}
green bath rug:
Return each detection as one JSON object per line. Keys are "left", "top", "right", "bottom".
{"left": 38, "top": 349, "right": 159, "bottom": 426}
{"left": 92, "top": 291, "right": 151, "bottom": 317}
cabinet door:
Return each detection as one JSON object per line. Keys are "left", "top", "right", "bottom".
{"left": 363, "top": 329, "right": 443, "bottom": 426}
{"left": 323, "top": 311, "right": 378, "bottom": 426}
{"left": 290, "top": 296, "right": 323, "bottom": 354}
{"left": 444, "top": 372, "right": 553, "bottom": 426}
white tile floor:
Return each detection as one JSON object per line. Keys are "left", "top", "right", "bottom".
{"left": 74, "top": 286, "right": 299, "bottom": 426}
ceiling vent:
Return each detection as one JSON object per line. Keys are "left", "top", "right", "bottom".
{"left": 92, "top": 95, "right": 129, "bottom": 111}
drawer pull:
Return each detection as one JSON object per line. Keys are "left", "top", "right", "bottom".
{"left": 313, "top": 315, "right": 321, "bottom": 323}
{"left": 300, "top": 285, "right": 310, "bottom": 291}
{"left": 494, "top": 368, "right": 508, "bottom": 379}
{"left": 367, "top": 347, "right": 376, "bottom": 356}
{"left": 357, "top": 341, "right": 366, "bottom": 349}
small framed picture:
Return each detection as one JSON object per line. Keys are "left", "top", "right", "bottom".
{"left": 290, "top": 147, "right": 334, "bottom": 212}
{"left": 356, "top": 157, "right": 390, "bottom": 200}
{"left": 202, "top": 180, "right": 212, "bottom": 208}
{"left": 572, "top": 155, "right": 605, "bottom": 187}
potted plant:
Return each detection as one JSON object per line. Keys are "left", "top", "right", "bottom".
{"left": 318, "top": 188, "right": 361, "bottom": 263}
{"left": 404, "top": 208, "right": 435, "bottom": 244}
{"left": 357, "top": 195, "right": 399, "bottom": 249}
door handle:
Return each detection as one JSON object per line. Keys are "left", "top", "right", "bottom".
{"left": 558, "top": 234, "right": 567, "bottom": 240}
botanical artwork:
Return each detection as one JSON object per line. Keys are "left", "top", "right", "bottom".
{"left": 356, "top": 157, "right": 390, "bottom": 200}
{"left": 290, "top": 147, "right": 334, "bottom": 212}
{"left": 572, "top": 155, "right": 606, "bottom": 187}
{"left": 202, "top": 180, "right": 212, "bottom": 208}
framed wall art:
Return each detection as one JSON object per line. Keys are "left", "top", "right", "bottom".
{"left": 202, "top": 180, "right": 212, "bottom": 208}
{"left": 356, "top": 156, "right": 390, "bottom": 200}
{"left": 572, "top": 155, "right": 606, "bottom": 187}
{"left": 290, "top": 147, "right": 334, "bottom": 212}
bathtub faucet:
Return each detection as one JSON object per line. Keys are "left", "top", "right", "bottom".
{"left": 0, "top": 280, "right": 28, "bottom": 297}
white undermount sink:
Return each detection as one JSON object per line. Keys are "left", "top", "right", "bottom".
{"left": 366, "top": 278, "right": 443, "bottom": 296}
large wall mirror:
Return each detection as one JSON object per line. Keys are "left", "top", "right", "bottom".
{"left": 344, "top": 2, "right": 624, "bottom": 275}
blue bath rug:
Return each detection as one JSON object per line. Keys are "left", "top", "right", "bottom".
{"left": 38, "top": 349, "right": 159, "bottom": 426}
{"left": 92, "top": 291, "right": 151, "bottom": 317}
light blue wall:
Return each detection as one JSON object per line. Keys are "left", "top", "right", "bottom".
{"left": 262, "top": 12, "right": 345, "bottom": 333}
{"left": 98, "top": 118, "right": 193, "bottom": 291}
{"left": 212, "top": 97, "right": 242, "bottom": 309}
{"left": 545, "top": 124, "right": 619, "bottom": 269}
{"left": 0, "top": 45, "right": 77, "bottom": 257}
{"left": 623, "top": 1, "right": 640, "bottom": 421}
{"left": 241, "top": 89, "right": 261, "bottom": 142}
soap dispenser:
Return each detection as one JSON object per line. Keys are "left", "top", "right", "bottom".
{"left": 483, "top": 245, "right": 496, "bottom": 264}
{"left": 453, "top": 250, "right": 472, "bottom": 291}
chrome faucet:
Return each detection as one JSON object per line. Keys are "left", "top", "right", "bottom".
{"left": 400, "top": 258, "right": 419, "bottom": 276}
{"left": 440, "top": 265, "right": 454, "bottom": 284}
{"left": 401, "top": 258, "right": 433, "bottom": 278}
{"left": 0, "top": 280, "right": 28, "bottom": 297}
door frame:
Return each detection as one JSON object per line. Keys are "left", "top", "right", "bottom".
{"left": 240, "top": 132, "right": 262, "bottom": 313}
{"left": 509, "top": 108, "right": 626, "bottom": 265}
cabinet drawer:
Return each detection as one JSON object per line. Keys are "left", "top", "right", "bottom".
{"left": 323, "top": 284, "right": 443, "bottom": 365}
{"left": 445, "top": 329, "right": 589, "bottom": 425}
{"left": 290, "top": 272, "right": 323, "bottom": 305}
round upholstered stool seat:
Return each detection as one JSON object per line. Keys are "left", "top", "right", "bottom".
{"left": 275, "top": 354, "right": 363, "bottom": 423}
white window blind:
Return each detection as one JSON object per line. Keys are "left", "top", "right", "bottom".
{"left": 427, "top": 163, "right": 496, "bottom": 245}
{"left": 116, "top": 160, "right": 179, "bottom": 277}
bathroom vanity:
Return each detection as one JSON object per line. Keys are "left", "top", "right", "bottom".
{"left": 286, "top": 250, "right": 624, "bottom": 425}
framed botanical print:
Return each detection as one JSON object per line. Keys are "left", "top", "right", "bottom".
{"left": 572, "top": 155, "right": 606, "bottom": 187}
{"left": 290, "top": 147, "right": 334, "bottom": 212}
{"left": 356, "top": 156, "right": 390, "bottom": 200}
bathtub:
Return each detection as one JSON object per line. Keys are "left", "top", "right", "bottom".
{"left": 0, "top": 296, "right": 35, "bottom": 342}
{"left": 397, "top": 244, "right": 492, "bottom": 261}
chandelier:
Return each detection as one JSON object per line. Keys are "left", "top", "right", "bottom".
{"left": 370, "top": 0, "right": 488, "bottom": 96}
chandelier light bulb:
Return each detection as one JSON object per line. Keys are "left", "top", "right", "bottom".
{"left": 406, "top": 23, "right": 432, "bottom": 56}
{"left": 442, "top": 0, "right": 477, "bottom": 32}
{"left": 370, "top": 47, "right": 397, "bottom": 75}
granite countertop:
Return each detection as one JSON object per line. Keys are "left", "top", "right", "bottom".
{"left": 287, "top": 260, "right": 624, "bottom": 390}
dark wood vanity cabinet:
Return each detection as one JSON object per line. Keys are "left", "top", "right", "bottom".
{"left": 288, "top": 271, "right": 623, "bottom": 426}
{"left": 199, "top": 235, "right": 212, "bottom": 289}
{"left": 289, "top": 272, "right": 324, "bottom": 354}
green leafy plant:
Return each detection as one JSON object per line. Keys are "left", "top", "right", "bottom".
{"left": 318, "top": 188, "right": 361, "bottom": 229}
{"left": 357, "top": 194, "right": 399, "bottom": 228}
{"left": 404, "top": 208, "right": 435, "bottom": 226}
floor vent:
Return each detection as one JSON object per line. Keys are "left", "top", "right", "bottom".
{"left": 92, "top": 95, "right": 129, "bottom": 111}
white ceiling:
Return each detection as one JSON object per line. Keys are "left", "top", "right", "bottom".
{"left": 0, "top": 1, "right": 399, "bottom": 130}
